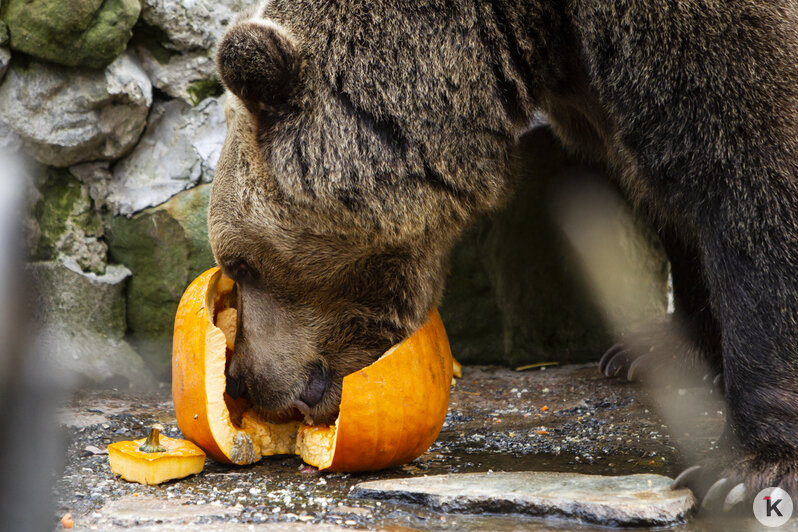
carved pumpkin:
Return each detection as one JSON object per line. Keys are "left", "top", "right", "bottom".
{"left": 172, "top": 267, "right": 453, "bottom": 472}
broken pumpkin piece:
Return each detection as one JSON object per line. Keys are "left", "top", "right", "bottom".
{"left": 172, "top": 267, "right": 454, "bottom": 472}
{"left": 215, "top": 307, "right": 237, "bottom": 351}
{"left": 107, "top": 424, "right": 205, "bottom": 485}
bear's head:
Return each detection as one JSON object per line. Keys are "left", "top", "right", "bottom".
{"left": 210, "top": 1, "right": 523, "bottom": 423}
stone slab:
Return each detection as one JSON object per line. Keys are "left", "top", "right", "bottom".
{"left": 354, "top": 471, "right": 695, "bottom": 527}
{"left": 28, "top": 257, "right": 155, "bottom": 389}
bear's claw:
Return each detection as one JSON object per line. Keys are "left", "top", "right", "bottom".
{"left": 598, "top": 342, "right": 625, "bottom": 375}
{"left": 599, "top": 317, "right": 722, "bottom": 385}
{"left": 722, "top": 483, "right": 747, "bottom": 512}
{"left": 672, "top": 449, "right": 798, "bottom": 514}
{"left": 672, "top": 465, "right": 739, "bottom": 513}
{"left": 602, "top": 348, "right": 632, "bottom": 378}
{"left": 671, "top": 464, "right": 703, "bottom": 490}
{"left": 626, "top": 352, "right": 657, "bottom": 381}
{"left": 700, "top": 477, "right": 730, "bottom": 510}
{"left": 598, "top": 341, "right": 657, "bottom": 381}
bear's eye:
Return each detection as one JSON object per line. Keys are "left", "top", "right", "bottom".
{"left": 224, "top": 258, "right": 258, "bottom": 285}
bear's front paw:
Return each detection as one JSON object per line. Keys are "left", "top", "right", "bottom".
{"left": 672, "top": 449, "right": 798, "bottom": 513}
{"left": 599, "top": 316, "right": 721, "bottom": 386}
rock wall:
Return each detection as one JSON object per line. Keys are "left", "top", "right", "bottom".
{"left": 1, "top": 0, "right": 247, "bottom": 385}
{"left": 1, "top": 2, "right": 668, "bottom": 385}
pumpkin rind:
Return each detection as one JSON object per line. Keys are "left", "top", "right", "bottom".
{"left": 173, "top": 268, "right": 259, "bottom": 464}
{"left": 172, "top": 267, "right": 453, "bottom": 471}
{"left": 319, "top": 308, "right": 453, "bottom": 471}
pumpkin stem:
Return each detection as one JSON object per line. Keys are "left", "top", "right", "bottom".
{"left": 139, "top": 423, "right": 167, "bottom": 453}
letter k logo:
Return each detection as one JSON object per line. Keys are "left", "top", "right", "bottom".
{"left": 754, "top": 487, "right": 792, "bottom": 526}
{"left": 765, "top": 495, "right": 783, "bottom": 517}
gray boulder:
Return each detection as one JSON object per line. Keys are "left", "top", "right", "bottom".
{"left": 133, "top": 47, "right": 219, "bottom": 105}
{"left": 139, "top": 0, "right": 251, "bottom": 52}
{"left": 133, "top": 0, "right": 254, "bottom": 104}
{"left": 29, "top": 257, "right": 155, "bottom": 389}
{"left": 0, "top": 52, "right": 151, "bottom": 167}
{"left": 109, "top": 96, "right": 225, "bottom": 216}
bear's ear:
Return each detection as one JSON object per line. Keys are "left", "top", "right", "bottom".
{"left": 216, "top": 20, "right": 300, "bottom": 117}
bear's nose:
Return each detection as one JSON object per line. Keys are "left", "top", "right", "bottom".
{"left": 225, "top": 375, "right": 247, "bottom": 400}
{"left": 299, "top": 362, "right": 329, "bottom": 408}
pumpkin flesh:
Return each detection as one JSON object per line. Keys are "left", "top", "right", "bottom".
{"left": 108, "top": 433, "right": 206, "bottom": 485}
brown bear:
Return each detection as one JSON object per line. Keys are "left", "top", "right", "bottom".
{"left": 208, "top": 0, "right": 798, "bottom": 507}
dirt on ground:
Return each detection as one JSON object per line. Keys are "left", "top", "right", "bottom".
{"left": 52, "top": 364, "right": 740, "bottom": 530}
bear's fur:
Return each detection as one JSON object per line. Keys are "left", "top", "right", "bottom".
{"left": 209, "top": 0, "right": 798, "bottom": 499}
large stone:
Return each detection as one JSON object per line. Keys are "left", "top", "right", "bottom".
{"left": 139, "top": 0, "right": 252, "bottom": 52}
{"left": 29, "top": 168, "right": 108, "bottom": 274}
{"left": 354, "top": 472, "right": 695, "bottom": 527}
{"left": 0, "top": 0, "right": 140, "bottom": 68}
{"left": 132, "top": 0, "right": 253, "bottom": 104}
{"left": 133, "top": 46, "right": 221, "bottom": 105}
{"left": 440, "top": 126, "right": 668, "bottom": 366}
{"left": 0, "top": 52, "right": 151, "bottom": 167}
{"left": 28, "top": 257, "right": 155, "bottom": 389}
{"left": 106, "top": 184, "right": 216, "bottom": 377}
{"left": 109, "top": 96, "right": 225, "bottom": 216}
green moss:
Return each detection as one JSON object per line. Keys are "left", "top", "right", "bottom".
{"left": 31, "top": 169, "right": 83, "bottom": 261}
{"left": 2, "top": 0, "right": 140, "bottom": 68}
{"left": 29, "top": 168, "right": 107, "bottom": 272}
{"left": 187, "top": 78, "right": 223, "bottom": 106}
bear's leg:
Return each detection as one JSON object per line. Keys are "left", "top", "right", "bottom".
{"left": 672, "top": 198, "right": 798, "bottom": 510}
{"left": 599, "top": 228, "right": 723, "bottom": 384}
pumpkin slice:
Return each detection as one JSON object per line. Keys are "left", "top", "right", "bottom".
{"left": 108, "top": 424, "right": 206, "bottom": 485}
{"left": 172, "top": 267, "right": 453, "bottom": 472}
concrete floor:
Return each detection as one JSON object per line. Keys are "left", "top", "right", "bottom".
{"left": 52, "top": 363, "right": 765, "bottom": 530}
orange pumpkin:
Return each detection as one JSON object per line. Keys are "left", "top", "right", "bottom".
{"left": 172, "top": 267, "right": 453, "bottom": 471}
{"left": 108, "top": 424, "right": 206, "bottom": 485}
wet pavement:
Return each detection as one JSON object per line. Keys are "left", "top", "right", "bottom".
{"left": 53, "top": 364, "right": 771, "bottom": 530}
